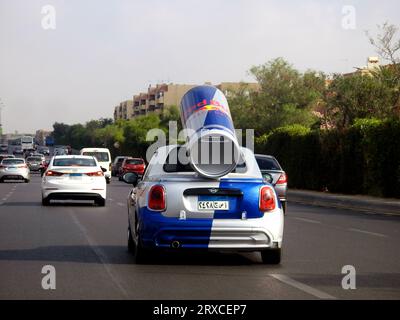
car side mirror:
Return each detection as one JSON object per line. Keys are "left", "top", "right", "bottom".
{"left": 100, "top": 167, "right": 107, "bottom": 173}
{"left": 122, "top": 172, "right": 139, "bottom": 186}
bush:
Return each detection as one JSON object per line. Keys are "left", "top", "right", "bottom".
{"left": 256, "top": 119, "right": 400, "bottom": 198}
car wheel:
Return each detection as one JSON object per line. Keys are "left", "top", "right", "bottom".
{"left": 282, "top": 201, "right": 286, "bottom": 214}
{"left": 42, "top": 197, "right": 50, "bottom": 206}
{"left": 127, "top": 226, "right": 135, "bottom": 254}
{"left": 96, "top": 198, "right": 106, "bottom": 207}
{"left": 132, "top": 220, "right": 150, "bottom": 264}
{"left": 261, "top": 248, "right": 282, "bottom": 265}
{"left": 24, "top": 179, "right": 30, "bottom": 183}
{"left": 106, "top": 178, "right": 111, "bottom": 184}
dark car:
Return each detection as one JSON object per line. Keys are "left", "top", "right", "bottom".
{"left": 255, "top": 154, "right": 288, "bottom": 213}
{"left": 0, "top": 154, "right": 15, "bottom": 162}
{"left": 26, "top": 156, "right": 45, "bottom": 172}
{"left": 13, "top": 147, "right": 24, "bottom": 156}
{"left": 111, "top": 156, "right": 128, "bottom": 176}
{"left": 0, "top": 144, "right": 8, "bottom": 153}
{"left": 37, "top": 146, "right": 50, "bottom": 156}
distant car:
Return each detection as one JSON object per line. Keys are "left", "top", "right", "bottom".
{"left": 13, "top": 147, "right": 24, "bottom": 156}
{"left": 41, "top": 155, "right": 107, "bottom": 206}
{"left": 0, "top": 158, "right": 30, "bottom": 183}
{"left": 0, "top": 154, "right": 15, "bottom": 162}
{"left": 255, "top": 154, "right": 287, "bottom": 213}
{"left": 31, "top": 153, "right": 46, "bottom": 162}
{"left": 118, "top": 158, "right": 146, "bottom": 179}
{"left": 26, "top": 156, "right": 45, "bottom": 172}
{"left": 53, "top": 147, "right": 67, "bottom": 156}
{"left": 37, "top": 146, "right": 50, "bottom": 156}
{"left": 24, "top": 149, "right": 36, "bottom": 158}
{"left": 112, "top": 156, "right": 128, "bottom": 176}
{"left": 80, "top": 148, "right": 112, "bottom": 184}
{"left": 0, "top": 144, "right": 8, "bottom": 153}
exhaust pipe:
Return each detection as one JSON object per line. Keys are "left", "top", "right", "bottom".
{"left": 171, "top": 241, "right": 181, "bottom": 249}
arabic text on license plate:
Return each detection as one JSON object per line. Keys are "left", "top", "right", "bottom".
{"left": 198, "top": 201, "right": 229, "bottom": 211}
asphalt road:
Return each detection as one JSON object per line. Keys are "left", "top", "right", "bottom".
{"left": 0, "top": 174, "right": 399, "bottom": 300}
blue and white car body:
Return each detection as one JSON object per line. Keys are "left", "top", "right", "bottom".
{"left": 126, "top": 145, "right": 284, "bottom": 264}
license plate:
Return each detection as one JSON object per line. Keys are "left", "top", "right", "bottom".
{"left": 198, "top": 201, "right": 229, "bottom": 211}
{"left": 69, "top": 173, "right": 82, "bottom": 179}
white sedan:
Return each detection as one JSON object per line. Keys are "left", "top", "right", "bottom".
{"left": 41, "top": 155, "right": 107, "bottom": 206}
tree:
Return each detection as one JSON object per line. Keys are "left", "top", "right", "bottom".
{"left": 229, "top": 58, "right": 323, "bottom": 135}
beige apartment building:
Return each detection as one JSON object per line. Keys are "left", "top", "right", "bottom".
{"left": 114, "top": 100, "right": 134, "bottom": 121}
{"left": 114, "top": 82, "right": 259, "bottom": 121}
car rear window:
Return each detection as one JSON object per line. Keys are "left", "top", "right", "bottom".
{"left": 125, "top": 159, "right": 144, "bottom": 165}
{"left": 2, "top": 159, "right": 25, "bottom": 165}
{"left": 163, "top": 147, "right": 246, "bottom": 173}
{"left": 256, "top": 157, "right": 281, "bottom": 170}
{"left": 53, "top": 158, "right": 97, "bottom": 167}
{"left": 82, "top": 152, "right": 109, "bottom": 162}
{"left": 27, "top": 157, "right": 42, "bottom": 162}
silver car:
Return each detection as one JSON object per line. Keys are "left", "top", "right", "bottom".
{"left": 255, "top": 154, "right": 288, "bottom": 213}
{"left": 122, "top": 145, "right": 284, "bottom": 265}
{"left": 0, "top": 158, "right": 30, "bottom": 183}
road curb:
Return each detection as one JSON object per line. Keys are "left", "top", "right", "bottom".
{"left": 288, "top": 190, "right": 400, "bottom": 216}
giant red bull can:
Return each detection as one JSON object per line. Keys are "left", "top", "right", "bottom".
{"left": 180, "top": 85, "right": 241, "bottom": 179}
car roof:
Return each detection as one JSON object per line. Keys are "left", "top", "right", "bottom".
{"left": 53, "top": 155, "right": 95, "bottom": 159}
{"left": 254, "top": 154, "right": 276, "bottom": 159}
{"left": 80, "top": 148, "right": 110, "bottom": 152}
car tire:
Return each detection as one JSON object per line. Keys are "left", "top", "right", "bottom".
{"left": 106, "top": 178, "right": 111, "bottom": 184}
{"left": 42, "top": 197, "right": 50, "bottom": 206}
{"left": 127, "top": 226, "right": 135, "bottom": 254}
{"left": 261, "top": 248, "right": 282, "bottom": 265}
{"left": 24, "top": 179, "right": 30, "bottom": 183}
{"left": 130, "top": 221, "right": 150, "bottom": 264}
{"left": 96, "top": 198, "right": 106, "bottom": 207}
{"left": 282, "top": 201, "right": 286, "bottom": 214}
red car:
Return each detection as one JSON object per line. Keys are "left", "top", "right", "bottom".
{"left": 118, "top": 158, "right": 146, "bottom": 179}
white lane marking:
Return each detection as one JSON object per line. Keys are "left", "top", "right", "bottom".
{"left": 117, "top": 202, "right": 125, "bottom": 207}
{"left": 108, "top": 198, "right": 114, "bottom": 202}
{"left": 69, "top": 212, "right": 129, "bottom": 298}
{"left": 270, "top": 274, "right": 336, "bottom": 300}
{"left": 292, "top": 217, "right": 321, "bottom": 224}
{"left": 348, "top": 228, "right": 388, "bottom": 238}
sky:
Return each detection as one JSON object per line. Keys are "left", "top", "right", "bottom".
{"left": 0, "top": 0, "right": 399, "bottom": 133}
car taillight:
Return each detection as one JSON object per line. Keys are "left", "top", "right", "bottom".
{"left": 276, "top": 173, "right": 287, "bottom": 184}
{"left": 259, "top": 186, "right": 276, "bottom": 211}
{"left": 148, "top": 185, "right": 166, "bottom": 211}
{"left": 109, "top": 163, "right": 112, "bottom": 171}
{"left": 46, "top": 170, "right": 64, "bottom": 176}
{"left": 86, "top": 171, "right": 104, "bottom": 177}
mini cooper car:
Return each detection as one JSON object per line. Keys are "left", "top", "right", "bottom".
{"left": 122, "top": 145, "right": 284, "bottom": 264}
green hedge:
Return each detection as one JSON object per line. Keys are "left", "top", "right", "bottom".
{"left": 255, "top": 119, "right": 400, "bottom": 198}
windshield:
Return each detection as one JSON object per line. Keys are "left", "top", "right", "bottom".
{"left": 256, "top": 157, "right": 281, "bottom": 170}
{"left": 53, "top": 158, "right": 97, "bottom": 167}
{"left": 126, "top": 159, "right": 144, "bottom": 165}
{"left": 21, "top": 137, "right": 33, "bottom": 143}
{"left": 27, "top": 157, "right": 42, "bottom": 162}
{"left": 82, "top": 152, "right": 109, "bottom": 162}
{"left": 2, "top": 159, "right": 25, "bottom": 165}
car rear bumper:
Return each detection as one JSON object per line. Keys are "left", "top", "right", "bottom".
{"left": 42, "top": 179, "right": 106, "bottom": 199}
{"left": 138, "top": 209, "right": 283, "bottom": 251}
{"left": 0, "top": 170, "right": 30, "bottom": 180}
{"left": 44, "top": 192, "right": 105, "bottom": 201}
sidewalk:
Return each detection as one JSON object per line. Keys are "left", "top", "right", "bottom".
{"left": 287, "top": 189, "right": 400, "bottom": 216}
